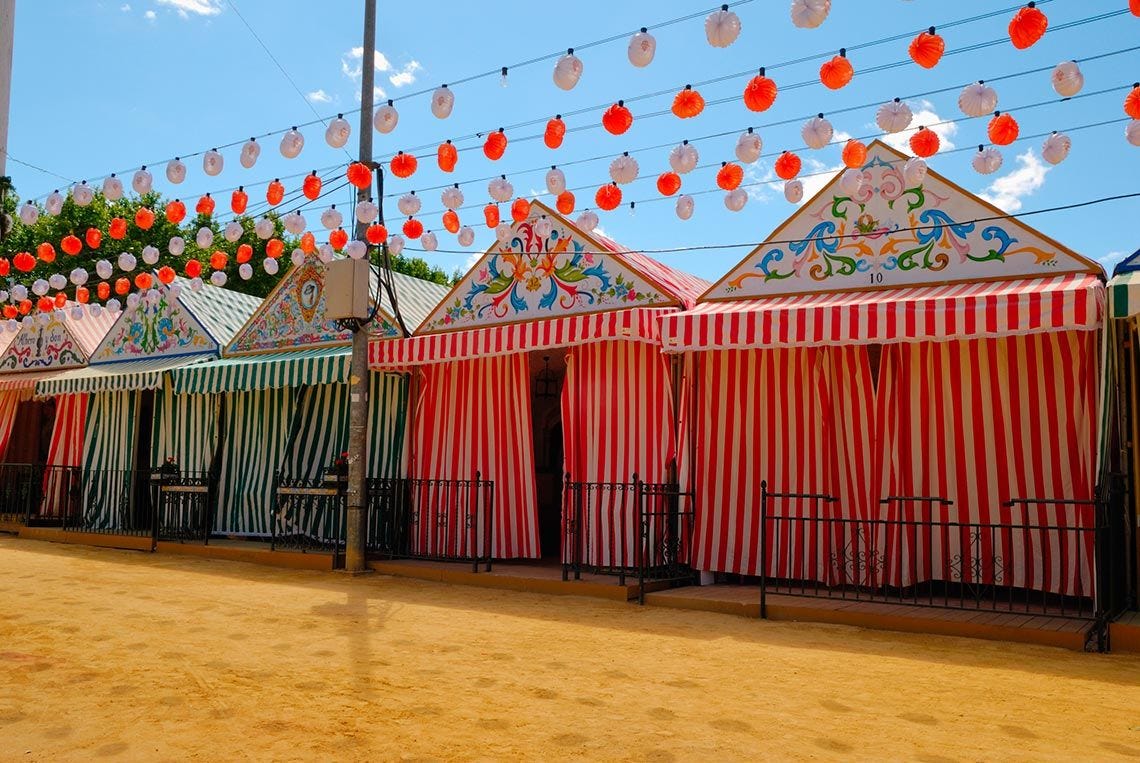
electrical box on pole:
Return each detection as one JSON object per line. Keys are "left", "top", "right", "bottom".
{"left": 324, "top": 259, "right": 371, "bottom": 320}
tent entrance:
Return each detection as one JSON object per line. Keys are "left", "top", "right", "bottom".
{"left": 531, "top": 349, "right": 567, "bottom": 560}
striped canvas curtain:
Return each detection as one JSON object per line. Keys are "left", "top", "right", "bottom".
{"left": 151, "top": 387, "right": 219, "bottom": 473}
{"left": 368, "top": 372, "right": 409, "bottom": 479}
{"left": 41, "top": 393, "right": 89, "bottom": 518}
{"left": 878, "top": 331, "right": 1099, "bottom": 596}
{"left": 0, "top": 389, "right": 28, "bottom": 461}
{"left": 81, "top": 391, "right": 140, "bottom": 530}
{"left": 411, "top": 354, "right": 539, "bottom": 559}
{"left": 282, "top": 383, "right": 350, "bottom": 480}
{"left": 561, "top": 340, "right": 677, "bottom": 568}
{"left": 216, "top": 387, "right": 298, "bottom": 535}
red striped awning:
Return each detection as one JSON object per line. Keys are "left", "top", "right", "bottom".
{"left": 659, "top": 274, "right": 1104, "bottom": 352}
{"left": 370, "top": 307, "right": 671, "bottom": 368}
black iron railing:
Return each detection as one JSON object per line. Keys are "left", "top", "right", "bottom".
{"left": 271, "top": 471, "right": 347, "bottom": 564}
{"left": 365, "top": 475, "right": 494, "bottom": 573}
{"left": 154, "top": 471, "right": 213, "bottom": 544}
{"left": 0, "top": 463, "right": 41, "bottom": 525}
{"left": 60, "top": 468, "right": 156, "bottom": 537}
{"left": 32, "top": 465, "right": 83, "bottom": 526}
{"left": 636, "top": 481, "right": 697, "bottom": 603}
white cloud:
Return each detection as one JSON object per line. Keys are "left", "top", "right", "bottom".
{"left": 796, "top": 158, "right": 844, "bottom": 205}
{"left": 306, "top": 89, "right": 333, "bottom": 104}
{"left": 978, "top": 149, "right": 1049, "bottom": 213}
{"left": 388, "top": 61, "right": 422, "bottom": 88}
{"left": 143, "top": 9, "right": 156, "bottom": 21}
{"left": 352, "top": 85, "right": 387, "bottom": 103}
{"left": 880, "top": 99, "right": 958, "bottom": 153}
{"left": 1095, "top": 251, "right": 1126, "bottom": 273}
{"left": 341, "top": 47, "right": 391, "bottom": 81}
{"left": 119, "top": 4, "right": 131, "bottom": 11}
{"left": 155, "top": 0, "right": 222, "bottom": 17}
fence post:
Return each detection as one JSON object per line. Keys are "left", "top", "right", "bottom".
{"left": 760, "top": 480, "right": 768, "bottom": 620}
{"left": 636, "top": 478, "right": 645, "bottom": 604}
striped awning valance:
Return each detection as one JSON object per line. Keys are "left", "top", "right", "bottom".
{"left": 169, "top": 347, "right": 351, "bottom": 394}
{"left": 0, "top": 369, "right": 69, "bottom": 392}
{"left": 34, "top": 355, "right": 210, "bottom": 398}
{"left": 1108, "top": 272, "right": 1140, "bottom": 319}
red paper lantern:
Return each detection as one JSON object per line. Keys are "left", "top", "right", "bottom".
{"left": 231, "top": 188, "right": 248, "bottom": 215}
{"left": 1125, "top": 84, "right": 1140, "bottom": 120}
{"left": 716, "top": 162, "right": 744, "bottom": 191}
{"left": 195, "top": 194, "right": 215, "bottom": 216}
{"left": 236, "top": 243, "right": 253, "bottom": 264}
{"left": 183, "top": 259, "right": 201, "bottom": 278}
{"left": 1132, "top": 0, "right": 1140, "bottom": 16}
{"left": 987, "top": 112, "right": 1019, "bottom": 146}
{"left": 602, "top": 101, "right": 633, "bottom": 135}
{"left": 437, "top": 141, "right": 458, "bottom": 172}
{"left": 37, "top": 296, "right": 54, "bottom": 313}
{"left": 774, "top": 151, "right": 802, "bottom": 180}
{"left": 14, "top": 251, "right": 36, "bottom": 272}
{"left": 157, "top": 266, "right": 176, "bottom": 285}
{"left": 390, "top": 151, "right": 418, "bottom": 178}
{"left": 820, "top": 50, "right": 854, "bottom": 90}
{"left": 61, "top": 235, "right": 82, "bottom": 256}
{"left": 37, "top": 242, "right": 56, "bottom": 263}
{"left": 108, "top": 218, "right": 127, "bottom": 240}
{"left": 1, "top": 305, "right": 14, "bottom": 319}
{"left": 17, "top": 299, "right": 32, "bottom": 315}
{"left": 657, "top": 172, "right": 682, "bottom": 196}
{"left": 75, "top": 286, "right": 90, "bottom": 304}
{"left": 556, "top": 190, "right": 575, "bottom": 215}
{"left": 266, "top": 239, "right": 285, "bottom": 259}
{"left": 206, "top": 251, "right": 226, "bottom": 271}
{"left": 266, "top": 179, "right": 285, "bottom": 206}
{"left": 743, "top": 70, "right": 778, "bottom": 112}
{"left": 510, "top": 197, "right": 531, "bottom": 223}
{"left": 402, "top": 218, "right": 423, "bottom": 240}
{"left": 484, "top": 204, "right": 500, "bottom": 229}
{"left": 909, "top": 126, "right": 941, "bottom": 157}
{"left": 1008, "top": 2, "right": 1048, "bottom": 50}
{"left": 135, "top": 207, "right": 156, "bottom": 230}
{"left": 442, "top": 210, "right": 460, "bottom": 234}
{"left": 0, "top": 258, "right": 8, "bottom": 276}
{"left": 329, "top": 228, "right": 349, "bottom": 250}
{"left": 302, "top": 172, "right": 323, "bottom": 200}
{"left": 85, "top": 228, "right": 102, "bottom": 249}
{"left": 134, "top": 272, "right": 153, "bottom": 291}
{"left": 483, "top": 130, "right": 508, "bottom": 161}
{"left": 300, "top": 232, "right": 316, "bottom": 254}
{"left": 96, "top": 282, "right": 111, "bottom": 301}
{"left": 909, "top": 28, "right": 945, "bottom": 69}
{"left": 366, "top": 224, "right": 388, "bottom": 245}
{"left": 544, "top": 116, "right": 566, "bottom": 149}
{"left": 115, "top": 277, "right": 130, "bottom": 296}
{"left": 165, "top": 199, "right": 187, "bottom": 224}
{"left": 595, "top": 183, "right": 622, "bottom": 211}
{"left": 841, "top": 139, "right": 868, "bottom": 169}
{"left": 671, "top": 85, "right": 705, "bottom": 119}
{"left": 346, "top": 161, "right": 372, "bottom": 189}
{"left": 53, "top": 292, "right": 67, "bottom": 309}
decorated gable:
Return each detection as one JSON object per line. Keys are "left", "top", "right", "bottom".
{"left": 419, "top": 201, "right": 681, "bottom": 334}
{"left": 226, "top": 256, "right": 401, "bottom": 355}
{"left": 704, "top": 141, "right": 1099, "bottom": 301}
{"left": 90, "top": 290, "right": 217, "bottom": 364}
{"left": 0, "top": 317, "right": 88, "bottom": 372}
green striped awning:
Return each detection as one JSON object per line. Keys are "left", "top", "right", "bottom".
{"left": 169, "top": 347, "right": 351, "bottom": 395}
{"left": 34, "top": 356, "right": 210, "bottom": 398}
{"left": 1109, "top": 272, "right": 1140, "bottom": 319}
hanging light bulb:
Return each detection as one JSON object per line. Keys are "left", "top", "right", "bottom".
{"left": 500, "top": 66, "right": 509, "bottom": 87}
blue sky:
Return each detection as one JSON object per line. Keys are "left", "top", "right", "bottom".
{"left": 4, "top": 0, "right": 1139, "bottom": 281}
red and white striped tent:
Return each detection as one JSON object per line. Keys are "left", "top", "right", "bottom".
{"left": 370, "top": 201, "right": 708, "bottom": 561}
{"left": 660, "top": 140, "right": 1105, "bottom": 597}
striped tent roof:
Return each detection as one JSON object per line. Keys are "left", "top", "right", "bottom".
{"left": 34, "top": 355, "right": 212, "bottom": 398}
{"left": 176, "top": 278, "right": 263, "bottom": 346}
{"left": 168, "top": 346, "right": 350, "bottom": 394}
{"left": 1108, "top": 270, "right": 1140, "bottom": 319}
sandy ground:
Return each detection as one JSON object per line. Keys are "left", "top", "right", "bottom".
{"left": 1, "top": 538, "right": 1139, "bottom": 761}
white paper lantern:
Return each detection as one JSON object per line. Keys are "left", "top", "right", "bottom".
{"left": 576, "top": 209, "right": 599, "bottom": 231}
{"left": 1051, "top": 61, "right": 1084, "bottom": 98}
{"left": 0, "top": 290, "right": 6, "bottom": 302}
{"left": 790, "top": 0, "right": 830, "bottom": 28}
{"left": 18, "top": 202, "right": 38, "bottom": 226}
{"left": 388, "top": 234, "right": 405, "bottom": 255}
{"left": 628, "top": 28, "right": 656, "bottom": 67}
{"left": 356, "top": 199, "right": 379, "bottom": 224}
{"left": 675, "top": 194, "right": 695, "bottom": 220}
{"left": 167, "top": 283, "right": 182, "bottom": 300}
{"left": 801, "top": 114, "right": 834, "bottom": 150}
{"left": 545, "top": 167, "right": 566, "bottom": 195}
{"left": 431, "top": 85, "right": 454, "bottom": 119}
{"left": 441, "top": 186, "right": 464, "bottom": 210}
{"left": 320, "top": 206, "right": 343, "bottom": 231}
{"left": 189, "top": 277, "right": 204, "bottom": 292}
{"left": 534, "top": 216, "right": 554, "bottom": 238}
{"left": 283, "top": 211, "right": 307, "bottom": 235}
{"left": 263, "top": 257, "right": 280, "bottom": 275}
{"left": 669, "top": 141, "right": 699, "bottom": 174}
{"left": 279, "top": 128, "right": 305, "bottom": 159}
{"left": 488, "top": 176, "right": 514, "bottom": 203}
{"left": 72, "top": 181, "right": 94, "bottom": 207}
{"left": 106, "top": 298, "right": 122, "bottom": 314}
{"left": 240, "top": 139, "right": 261, "bottom": 169}
{"left": 210, "top": 271, "right": 227, "bottom": 287}
{"left": 495, "top": 222, "right": 513, "bottom": 243}
{"left": 609, "top": 153, "right": 640, "bottom": 184}
{"left": 48, "top": 273, "right": 67, "bottom": 291}
{"left": 290, "top": 249, "right": 306, "bottom": 267}
{"left": 397, "top": 192, "right": 422, "bottom": 216}
{"left": 30, "top": 279, "right": 48, "bottom": 296}
{"left": 117, "top": 252, "right": 137, "bottom": 272}
{"left": 45, "top": 191, "right": 63, "bottom": 216}
{"left": 1041, "top": 131, "right": 1071, "bottom": 165}
{"left": 317, "top": 244, "right": 334, "bottom": 264}
{"left": 735, "top": 130, "right": 762, "bottom": 163}
{"left": 838, "top": 168, "right": 864, "bottom": 197}
{"left": 224, "top": 221, "right": 244, "bottom": 243}
{"left": 69, "top": 268, "right": 88, "bottom": 286}
{"left": 255, "top": 217, "right": 275, "bottom": 240}
{"left": 958, "top": 81, "right": 998, "bottom": 118}
{"left": 345, "top": 240, "right": 368, "bottom": 260}
{"left": 11, "top": 284, "right": 27, "bottom": 302}
{"left": 724, "top": 188, "right": 748, "bottom": 212}
{"left": 325, "top": 116, "right": 351, "bottom": 148}
{"left": 132, "top": 167, "right": 154, "bottom": 194}
{"left": 1128, "top": 120, "right": 1140, "bottom": 147}
{"left": 86, "top": 305, "right": 103, "bottom": 319}
{"left": 784, "top": 179, "right": 804, "bottom": 204}
{"left": 421, "top": 231, "right": 439, "bottom": 252}
{"left": 202, "top": 150, "right": 224, "bottom": 177}
{"left": 238, "top": 263, "right": 253, "bottom": 281}
{"left": 162, "top": 158, "right": 185, "bottom": 185}
{"left": 126, "top": 293, "right": 141, "bottom": 310}
{"left": 972, "top": 146, "right": 1004, "bottom": 175}
{"left": 196, "top": 227, "right": 214, "bottom": 249}
{"left": 70, "top": 306, "right": 85, "bottom": 321}
{"left": 95, "top": 260, "right": 113, "bottom": 280}
{"left": 903, "top": 157, "right": 929, "bottom": 187}
{"left": 876, "top": 98, "right": 913, "bottom": 133}
{"left": 553, "top": 51, "right": 584, "bottom": 91}
{"left": 102, "top": 175, "right": 124, "bottom": 201}
{"left": 374, "top": 101, "right": 399, "bottom": 134}
{"left": 457, "top": 226, "right": 475, "bottom": 247}
{"left": 168, "top": 236, "right": 186, "bottom": 256}
{"left": 142, "top": 245, "right": 160, "bottom": 265}
{"left": 705, "top": 5, "right": 742, "bottom": 48}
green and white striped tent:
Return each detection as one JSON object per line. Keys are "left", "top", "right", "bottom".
{"left": 171, "top": 256, "right": 448, "bottom": 537}
{"left": 1103, "top": 252, "right": 1140, "bottom": 525}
